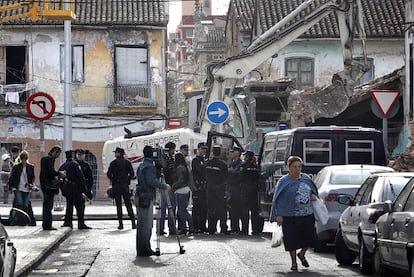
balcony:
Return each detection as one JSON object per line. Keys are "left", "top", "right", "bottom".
{"left": 108, "top": 84, "right": 158, "bottom": 114}
{"left": 0, "top": 83, "right": 35, "bottom": 114}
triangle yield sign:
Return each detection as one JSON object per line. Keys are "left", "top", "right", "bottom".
{"left": 370, "top": 90, "right": 400, "bottom": 117}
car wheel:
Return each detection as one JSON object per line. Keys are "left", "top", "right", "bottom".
{"left": 359, "top": 237, "right": 373, "bottom": 274}
{"left": 335, "top": 229, "right": 356, "bottom": 265}
{"left": 374, "top": 246, "right": 387, "bottom": 276}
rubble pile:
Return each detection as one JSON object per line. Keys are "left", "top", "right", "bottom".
{"left": 391, "top": 121, "right": 414, "bottom": 172}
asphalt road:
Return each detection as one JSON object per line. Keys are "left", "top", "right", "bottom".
{"left": 29, "top": 221, "right": 367, "bottom": 277}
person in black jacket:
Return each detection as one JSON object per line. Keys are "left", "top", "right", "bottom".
{"left": 205, "top": 146, "right": 228, "bottom": 234}
{"left": 227, "top": 146, "right": 243, "bottom": 234}
{"left": 191, "top": 142, "right": 208, "bottom": 233}
{"left": 240, "top": 151, "right": 263, "bottom": 235}
{"left": 107, "top": 147, "right": 136, "bottom": 230}
{"left": 59, "top": 150, "right": 91, "bottom": 230}
{"left": 75, "top": 149, "right": 94, "bottom": 200}
{"left": 8, "top": 151, "right": 35, "bottom": 215}
{"left": 40, "top": 145, "right": 65, "bottom": 231}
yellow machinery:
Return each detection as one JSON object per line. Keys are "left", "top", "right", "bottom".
{"left": 0, "top": 0, "right": 76, "bottom": 23}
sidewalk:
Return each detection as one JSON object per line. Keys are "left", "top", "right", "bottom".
{"left": 0, "top": 199, "right": 119, "bottom": 277}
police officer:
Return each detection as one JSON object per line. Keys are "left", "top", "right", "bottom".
{"left": 107, "top": 147, "right": 136, "bottom": 230}
{"left": 157, "top": 142, "right": 177, "bottom": 235}
{"left": 227, "top": 146, "right": 243, "bottom": 234}
{"left": 75, "top": 149, "right": 93, "bottom": 200}
{"left": 240, "top": 150, "right": 263, "bottom": 235}
{"left": 191, "top": 142, "right": 208, "bottom": 233}
{"left": 205, "top": 146, "right": 228, "bottom": 234}
{"left": 59, "top": 150, "right": 92, "bottom": 229}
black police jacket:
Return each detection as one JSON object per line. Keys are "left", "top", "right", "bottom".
{"left": 205, "top": 157, "right": 228, "bottom": 190}
{"left": 59, "top": 159, "right": 86, "bottom": 193}
{"left": 107, "top": 157, "right": 134, "bottom": 189}
{"left": 191, "top": 155, "right": 206, "bottom": 190}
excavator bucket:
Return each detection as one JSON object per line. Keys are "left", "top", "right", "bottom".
{"left": 287, "top": 71, "right": 352, "bottom": 128}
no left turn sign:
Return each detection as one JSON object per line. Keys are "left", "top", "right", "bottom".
{"left": 26, "top": 92, "right": 56, "bottom": 121}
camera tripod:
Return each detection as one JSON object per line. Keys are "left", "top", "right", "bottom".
{"left": 155, "top": 176, "right": 185, "bottom": 256}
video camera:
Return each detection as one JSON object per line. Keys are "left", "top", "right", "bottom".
{"left": 152, "top": 145, "right": 166, "bottom": 177}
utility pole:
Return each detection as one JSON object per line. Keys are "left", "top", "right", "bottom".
{"left": 63, "top": 1, "right": 72, "bottom": 151}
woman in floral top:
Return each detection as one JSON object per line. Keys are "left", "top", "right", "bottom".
{"left": 269, "top": 156, "right": 319, "bottom": 271}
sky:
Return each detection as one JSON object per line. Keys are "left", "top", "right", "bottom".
{"left": 167, "top": 0, "right": 230, "bottom": 33}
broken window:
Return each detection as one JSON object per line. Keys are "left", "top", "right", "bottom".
{"left": 60, "top": 45, "right": 84, "bottom": 83}
{"left": 352, "top": 57, "right": 374, "bottom": 85}
{"left": 285, "top": 57, "right": 314, "bottom": 89}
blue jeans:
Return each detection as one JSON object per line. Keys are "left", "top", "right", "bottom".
{"left": 176, "top": 192, "right": 193, "bottom": 231}
{"left": 136, "top": 200, "right": 154, "bottom": 255}
{"left": 14, "top": 190, "right": 29, "bottom": 208}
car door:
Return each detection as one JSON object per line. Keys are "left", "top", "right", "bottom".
{"left": 343, "top": 178, "right": 374, "bottom": 249}
{"left": 380, "top": 180, "right": 414, "bottom": 269}
{"left": 389, "top": 187, "right": 414, "bottom": 270}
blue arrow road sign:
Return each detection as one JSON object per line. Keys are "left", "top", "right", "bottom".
{"left": 206, "top": 101, "right": 230, "bottom": 124}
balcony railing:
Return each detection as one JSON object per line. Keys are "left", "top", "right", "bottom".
{"left": 0, "top": 83, "right": 35, "bottom": 111}
{"left": 110, "top": 84, "right": 157, "bottom": 107}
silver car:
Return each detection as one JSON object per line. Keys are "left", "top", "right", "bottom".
{"left": 0, "top": 223, "right": 16, "bottom": 276}
{"left": 313, "top": 164, "right": 394, "bottom": 251}
{"left": 336, "top": 172, "right": 414, "bottom": 274}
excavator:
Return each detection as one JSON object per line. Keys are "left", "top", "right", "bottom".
{"left": 103, "top": 0, "right": 368, "bottom": 171}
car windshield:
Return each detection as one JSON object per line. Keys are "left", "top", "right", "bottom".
{"left": 329, "top": 170, "right": 377, "bottom": 185}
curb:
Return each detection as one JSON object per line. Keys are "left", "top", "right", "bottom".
{"left": 15, "top": 228, "right": 72, "bottom": 277}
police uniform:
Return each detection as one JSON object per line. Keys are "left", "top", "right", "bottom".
{"left": 59, "top": 150, "right": 91, "bottom": 229}
{"left": 75, "top": 149, "right": 94, "bottom": 200}
{"left": 240, "top": 151, "right": 263, "bottom": 235}
{"left": 227, "top": 148, "right": 243, "bottom": 233}
{"left": 107, "top": 147, "right": 136, "bottom": 230}
{"left": 191, "top": 146, "right": 208, "bottom": 233}
{"left": 205, "top": 147, "right": 228, "bottom": 234}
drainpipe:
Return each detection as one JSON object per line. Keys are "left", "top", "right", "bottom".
{"left": 162, "top": 28, "right": 167, "bottom": 115}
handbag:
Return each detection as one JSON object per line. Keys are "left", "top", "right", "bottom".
{"left": 271, "top": 225, "right": 283, "bottom": 248}
{"left": 311, "top": 198, "right": 329, "bottom": 225}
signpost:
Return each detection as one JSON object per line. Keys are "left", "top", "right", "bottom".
{"left": 370, "top": 90, "right": 400, "bottom": 155}
{"left": 26, "top": 92, "right": 56, "bottom": 157}
{"left": 206, "top": 101, "right": 230, "bottom": 125}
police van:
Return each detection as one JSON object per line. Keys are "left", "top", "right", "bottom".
{"left": 258, "top": 126, "right": 387, "bottom": 217}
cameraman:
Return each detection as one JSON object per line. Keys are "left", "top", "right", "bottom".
{"left": 136, "top": 145, "right": 171, "bottom": 256}
{"left": 156, "top": 142, "right": 177, "bottom": 235}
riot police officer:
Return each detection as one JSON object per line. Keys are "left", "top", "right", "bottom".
{"left": 191, "top": 142, "right": 208, "bottom": 233}
{"left": 227, "top": 146, "right": 243, "bottom": 234}
{"left": 59, "top": 150, "right": 92, "bottom": 229}
{"left": 75, "top": 149, "right": 93, "bottom": 200}
{"left": 240, "top": 150, "right": 263, "bottom": 235}
{"left": 205, "top": 146, "right": 228, "bottom": 234}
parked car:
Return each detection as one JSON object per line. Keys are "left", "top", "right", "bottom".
{"left": 374, "top": 176, "right": 414, "bottom": 276}
{"left": 0, "top": 223, "right": 16, "bottom": 276}
{"left": 313, "top": 164, "right": 394, "bottom": 250}
{"left": 335, "top": 172, "right": 414, "bottom": 274}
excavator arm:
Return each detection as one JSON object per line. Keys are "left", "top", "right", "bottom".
{"left": 196, "top": 0, "right": 367, "bottom": 138}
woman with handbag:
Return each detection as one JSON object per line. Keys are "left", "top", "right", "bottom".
{"left": 8, "top": 151, "right": 35, "bottom": 215}
{"left": 269, "top": 156, "right": 319, "bottom": 271}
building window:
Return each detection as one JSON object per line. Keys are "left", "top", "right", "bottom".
{"left": 60, "top": 45, "right": 84, "bottom": 83}
{"left": 352, "top": 57, "right": 374, "bottom": 85}
{"left": 285, "top": 57, "right": 314, "bottom": 89}
{"left": 115, "top": 46, "right": 148, "bottom": 86}
{"left": 185, "top": 29, "right": 194, "bottom": 38}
